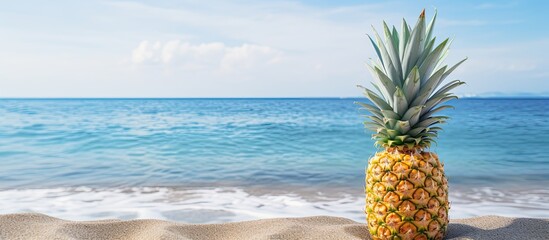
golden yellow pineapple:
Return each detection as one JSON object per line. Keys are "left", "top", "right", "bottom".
{"left": 366, "top": 149, "right": 448, "bottom": 239}
{"left": 358, "top": 10, "right": 465, "bottom": 240}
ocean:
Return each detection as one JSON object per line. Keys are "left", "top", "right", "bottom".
{"left": 0, "top": 98, "right": 548, "bottom": 223}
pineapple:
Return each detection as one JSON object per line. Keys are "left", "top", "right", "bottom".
{"left": 358, "top": 10, "right": 466, "bottom": 240}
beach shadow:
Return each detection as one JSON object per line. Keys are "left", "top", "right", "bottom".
{"left": 343, "top": 225, "right": 372, "bottom": 240}
{"left": 447, "top": 218, "right": 549, "bottom": 240}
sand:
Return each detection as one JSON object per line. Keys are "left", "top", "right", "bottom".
{"left": 0, "top": 213, "right": 547, "bottom": 240}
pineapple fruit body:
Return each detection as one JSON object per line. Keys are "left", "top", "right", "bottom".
{"left": 365, "top": 148, "right": 448, "bottom": 240}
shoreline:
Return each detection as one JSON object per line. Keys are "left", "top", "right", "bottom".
{"left": 1, "top": 213, "right": 547, "bottom": 240}
{"left": 1, "top": 186, "right": 549, "bottom": 223}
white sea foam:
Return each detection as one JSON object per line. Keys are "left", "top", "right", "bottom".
{"left": 0, "top": 187, "right": 364, "bottom": 223}
{"left": 450, "top": 187, "right": 549, "bottom": 218}
{"left": 1, "top": 187, "right": 548, "bottom": 223}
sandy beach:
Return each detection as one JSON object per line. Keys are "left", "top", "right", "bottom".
{"left": 0, "top": 213, "right": 547, "bottom": 240}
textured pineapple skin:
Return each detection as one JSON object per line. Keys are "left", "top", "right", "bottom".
{"left": 365, "top": 148, "right": 449, "bottom": 240}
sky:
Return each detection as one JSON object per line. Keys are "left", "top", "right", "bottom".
{"left": 0, "top": 0, "right": 548, "bottom": 97}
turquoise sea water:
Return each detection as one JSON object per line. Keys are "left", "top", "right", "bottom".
{"left": 0, "top": 98, "right": 548, "bottom": 222}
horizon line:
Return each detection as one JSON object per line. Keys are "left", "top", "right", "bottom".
{"left": 1, "top": 96, "right": 548, "bottom": 100}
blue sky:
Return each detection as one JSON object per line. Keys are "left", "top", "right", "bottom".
{"left": 0, "top": 0, "right": 548, "bottom": 97}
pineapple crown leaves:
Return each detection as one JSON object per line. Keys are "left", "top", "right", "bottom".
{"left": 357, "top": 9, "right": 467, "bottom": 149}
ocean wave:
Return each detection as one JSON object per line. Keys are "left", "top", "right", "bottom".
{"left": 1, "top": 186, "right": 548, "bottom": 223}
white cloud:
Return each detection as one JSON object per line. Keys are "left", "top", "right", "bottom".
{"left": 221, "top": 44, "right": 281, "bottom": 71}
{"left": 131, "top": 40, "right": 282, "bottom": 73}
{"left": 132, "top": 41, "right": 154, "bottom": 63}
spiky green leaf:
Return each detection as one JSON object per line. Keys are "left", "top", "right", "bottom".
{"left": 395, "top": 120, "right": 411, "bottom": 134}
{"left": 381, "top": 110, "right": 401, "bottom": 119}
{"left": 367, "top": 35, "right": 382, "bottom": 64}
{"left": 419, "top": 38, "right": 449, "bottom": 82}
{"left": 399, "top": 18, "right": 410, "bottom": 60}
{"left": 392, "top": 87, "right": 408, "bottom": 116}
{"left": 364, "top": 89, "right": 393, "bottom": 111}
{"left": 401, "top": 105, "right": 424, "bottom": 126}
{"left": 410, "top": 66, "right": 447, "bottom": 106}
{"left": 355, "top": 102, "right": 383, "bottom": 118}
{"left": 423, "top": 95, "right": 458, "bottom": 114}
{"left": 384, "top": 118, "right": 398, "bottom": 129}
{"left": 421, "top": 105, "right": 454, "bottom": 120}
{"left": 440, "top": 58, "right": 468, "bottom": 85}
{"left": 383, "top": 21, "right": 403, "bottom": 82}
{"left": 430, "top": 80, "right": 465, "bottom": 100}
{"left": 407, "top": 127, "right": 426, "bottom": 136}
{"left": 424, "top": 10, "right": 437, "bottom": 46}
{"left": 391, "top": 26, "right": 400, "bottom": 55}
{"left": 372, "top": 27, "right": 399, "bottom": 82}
{"left": 403, "top": 66, "right": 420, "bottom": 101}
{"left": 372, "top": 66, "right": 398, "bottom": 100}
{"left": 416, "top": 116, "right": 446, "bottom": 128}
{"left": 401, "top": 14, "right": 425, "bottom": 77}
